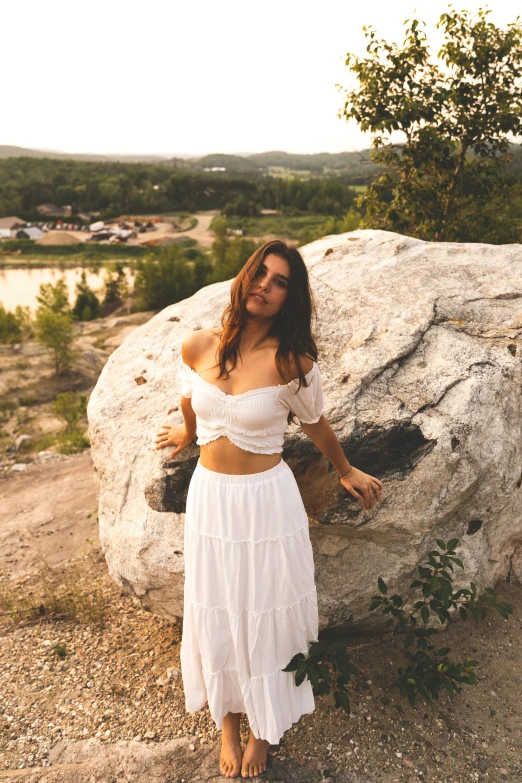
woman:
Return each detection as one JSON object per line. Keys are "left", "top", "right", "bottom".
{"left": 155, "top": 239, "right": 383, "bottom": 779}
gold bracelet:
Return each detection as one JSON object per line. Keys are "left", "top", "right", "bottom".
{"left": 338, "top": 466, "right": 354, "bottom": 482}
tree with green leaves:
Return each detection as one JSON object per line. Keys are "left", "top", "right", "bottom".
{"left": 132, "top": 245, "right": 199, "bottom": 311}
{"left": 51, "top": 391, "right": 87, "bottom": 432}
{"left": 51, "top": 391, "right": 90, "bottom": 453}
{"left": 102, "top": 263, "right": 129, "bottom": 305}
{"left": 207, "top": 216, "right": 257, "bottom": 284}
{"left": 35, "top": 277, "right": 70, "bottom": 316}
{"left": 337, "top": 6, "right": 522, "bottom": 243}
{"left": 209, "top": 216, "right": 229, "bottom": 267}
{"left": 0, "top": 303, "right": 33, "bottom": 344}
{"left": 34, "top": 278, "right": 78, "bottom": 375}
{"left": 72, "top": 271, "right": 101, "bottom": 321}
{"left": 208, "top": 237, "right": 258, "bottom": 285}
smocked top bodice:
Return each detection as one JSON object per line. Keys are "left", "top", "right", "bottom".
{"left": 178, "top": 360, "right": 325, "bottom": 454}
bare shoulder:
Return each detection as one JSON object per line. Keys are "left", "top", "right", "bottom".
{"left": 181, "top": 328, "right": 219, "bottom": 367}
{"left": 280, "top": 352, "right": 315, "bottom": 383}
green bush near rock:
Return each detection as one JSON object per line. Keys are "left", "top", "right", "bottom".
{"left": 56, "top": 430, "right": 90, "bottom": 455}
{"left": 285, "top": 539, "right": 513, "bottom": 713}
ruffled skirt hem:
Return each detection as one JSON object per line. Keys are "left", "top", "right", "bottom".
{"left": 182, "top": 651, "right": 316, "bottom": 745}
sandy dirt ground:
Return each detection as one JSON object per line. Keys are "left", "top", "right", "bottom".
{"left": 0, "top": 448, "right": 521, "bottom": 782}
{"left": 0, "top": 451, "right": 99, "bottom": 579}
{"left": 179, "top": 212, "right": 218, "bottom": 249}
{"left": 0, "top": 298, "right": 520, "bottom": 782}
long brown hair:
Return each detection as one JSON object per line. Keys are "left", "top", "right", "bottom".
{"left": 216, "top": 239, "right": 318, "bottom": 393}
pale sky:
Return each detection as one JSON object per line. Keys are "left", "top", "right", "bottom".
{"left": 3, "top": 0, "right": 520, "bottom": 157}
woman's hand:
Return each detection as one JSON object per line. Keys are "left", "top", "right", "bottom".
{"left": 340, "top": 467, "right": 384, "bottom": 511}
{"left": 154, "top": 423, "right": 194, "bottom": 459}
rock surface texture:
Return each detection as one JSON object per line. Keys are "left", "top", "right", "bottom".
{"left": 87, "top": 229, "right": 522, "bottom": 631}
{"left": 0, "top": 737, "right": 365, "bottom": 782}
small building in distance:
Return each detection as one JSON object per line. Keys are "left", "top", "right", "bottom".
{"left": 37, "top": 203, "right": 73, "bottom": 217}
{"left": 0, "top": 216, "right": 26, "bottom": 238}
{"left": 16, "top": 226, "right": 44, "bottom": 240}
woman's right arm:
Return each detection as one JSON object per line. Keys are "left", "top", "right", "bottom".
{"left": 180, "top": 395, "right": 197, "bottom": 441}
{"left": 154, "top": 393, "right": 196, "bottom": 458}
{"left": 154, "top": 332, "right": 200, "bottom": 458}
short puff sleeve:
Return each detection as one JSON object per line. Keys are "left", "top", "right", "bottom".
{"left": 281, "top": 362, "right": 325, "bottom": 424}
{"left": 178, "top": 362, "right": 194, "bottom": 399}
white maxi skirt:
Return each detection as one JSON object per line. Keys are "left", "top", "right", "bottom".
{"left": 180, "top": 458, "right": 319, "bottom": 745}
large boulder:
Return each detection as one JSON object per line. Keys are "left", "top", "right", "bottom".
{"left": 87, "top": 229, "right": 522, "bottom": 631}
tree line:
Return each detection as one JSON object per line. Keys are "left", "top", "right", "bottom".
{"left": 0, "top": 157, "right": 359, "bottom": 222}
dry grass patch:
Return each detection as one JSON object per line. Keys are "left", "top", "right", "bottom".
{"left": 0, "top": 552, "right": 109, "bottom": 629}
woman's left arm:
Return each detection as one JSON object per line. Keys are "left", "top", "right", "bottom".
{"left": 300, "top": 415, "right": 384, "bottom": 510}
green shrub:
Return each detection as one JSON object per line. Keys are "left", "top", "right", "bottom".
{"left": 206, "top": 217, "right": 257, "bottom": 284}
{"left": 72, "top": 271, "right": 101, "bottom": 321}
{"left": 102, "top": 263, "right": 129, "bottom": 305}
{"left": 48, "top": 391, "right": 90, "bottom": 453}
{"left": 299, "top": 208, "right": 362, "bottom": 245}
{"left": 35, "top": 279, "right": 77, "bottom": 376}
{"left": 18, "top": 395, "right": 39, "bottom": 406}
{"left": 36, "top": 278, "right": 70, "bottom": 316}
{"left": 24, "top": 433, "right": 56, "bottom": 453}
{"left": 0, "top": 303, "right": 33, "bottom": 344}
{"left": 285, "top": 538, "right": 513, "bottom": 713}
{"left": 0, "top": 305, "right": 22, "bottom": 343}
{"left": 52, "top": 642, "right": 68, "bottom": 659}
{"left": 133, "top": 244, "right": 200, "bottom": 311}
{"left": 207, "top": 236, "right": 257, "bottom": 285}
{"left": 56, "top": 430, "right": 90, "bottom": 454}
{"left": 35, "top": 309, "right": 77, "bottom": 375}
{"left": 51, "top": 391, "right": 87, "bottom": 432}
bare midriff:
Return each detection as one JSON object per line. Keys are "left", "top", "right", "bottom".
{"left": 199, "top": 435, "right": 281, "bottom": 475}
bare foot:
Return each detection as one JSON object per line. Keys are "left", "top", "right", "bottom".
{"left": 220, "top": 712, "right": 243, "bottom": 778}
{"left": 241, "top": 729, "right": 270, "bottom": 778}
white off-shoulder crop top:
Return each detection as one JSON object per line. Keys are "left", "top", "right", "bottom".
{"left": 178, "top": 360, "right": 325, "bottom": 454}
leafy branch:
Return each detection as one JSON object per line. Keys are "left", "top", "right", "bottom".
{"left": 285, "top": 538, "right": 513, "bottom": 713}
{"left": 283, "top": 637, "right": 360, "bottom": 714}
{"left": 337, "top": 6, "right": 522, "bottom": 243}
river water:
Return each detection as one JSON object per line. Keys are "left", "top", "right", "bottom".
{"left": 0, "top": 266, "right": 136, "bottom": 312}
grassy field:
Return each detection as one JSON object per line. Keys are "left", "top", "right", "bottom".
{"left": 0, "top": 241, "right": 167, "bottom": 267}
{"left": 224, "top": 214, "right": 334, "bottom": 244}
{"left": 266, "top": 166, "right": 313, "bottom": 180}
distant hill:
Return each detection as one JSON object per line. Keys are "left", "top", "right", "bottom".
{"left": 0, "top": 144, "right": 379, "bottom": 182}
{"left": 194, "top": 153, "right": 264, "bottom": 174}
{"left": 0, "top": 145, "right": 184, "bottom": 164}
{"left": 2, "top": 143, "right": 521, "bottom": 183}
{"left": 192, "top": 150, "right": 379, "bottom": 181}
